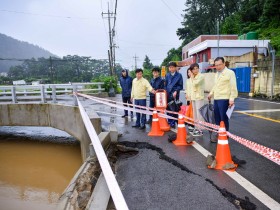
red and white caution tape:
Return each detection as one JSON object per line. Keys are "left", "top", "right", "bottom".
{"left": 76, "top": 92, "right": 280, "bottom": 165}
{"left": 76, "top": 93, "right": 177, "bottom": 120}
{"left": 227, "top": 132, "right": 280, "bottom": 165}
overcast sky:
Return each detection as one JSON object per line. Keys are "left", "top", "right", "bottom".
{"left": 1, "top": 0, "right": 186, "bottom": 69}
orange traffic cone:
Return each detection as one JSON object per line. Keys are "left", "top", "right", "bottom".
{"left": 148, "top": 111, "right": 164, "bottom": 136}
{"left": 214, "top": 121, "right": 237, "bottom": 171}
{"left": 173, "top": 115, "right": 193, "bottom": 146}
{"left": 158, "top": 109, "right": 170, "bottom": 131}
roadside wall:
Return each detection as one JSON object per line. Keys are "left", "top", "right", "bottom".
{"left": 0, "top": 104, "right": 102, "bottom": 161}
{"left": 254, "top": 57, "right": 280, "bottom": 96}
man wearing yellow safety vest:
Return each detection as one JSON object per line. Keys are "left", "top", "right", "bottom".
{"left": 207, "top": 57, "right": 238, "bottom": 143}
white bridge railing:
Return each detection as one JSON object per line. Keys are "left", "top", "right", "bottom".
{"left": 0, "top": 82, "right": 105, "bottom": 104}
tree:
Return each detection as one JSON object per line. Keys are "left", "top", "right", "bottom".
{"left": 161, "top": 47, "right": 181, "bottom": 67}
{"left": 142, "top": 55, "right": 153, "bottom": 70}
{"left": 177, "top": 0, "right": 242, "bottom": 44}
{"left": 4, "top": 55, "right": 124, "bottom": 84}
{"left": 8, "top": 65, "right": 25, "bottom": 79}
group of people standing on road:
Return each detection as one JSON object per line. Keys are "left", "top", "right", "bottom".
{"left": 119, "top": 57, "right": 238, "bottom": 143}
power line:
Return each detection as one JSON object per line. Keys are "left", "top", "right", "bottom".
{"left": 117, "top": 39, "right": 174, "bottom": 47}
{"left": 160, "top": 0, "right": 181, "bottom": 21}
{"left": 0, "top": 57, "right": 107, "bottom": 62}
{"left": 133, "top": 54, "right": 139, "bottom": 69}
{"left": 0, "top": 9, "right": 92, "bottom": 20}
{"left": 101, "top": 1, "right": 118, "bottom": 76}
{"left": 159, "top": 0, "right": 199, "bottom": 36}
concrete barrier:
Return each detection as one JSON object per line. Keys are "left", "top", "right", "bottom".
{"left": 0, "top": 103, "right": 102, "bottom": 161}
{"left": 57, "top": 128, "right": 113, "bottom": 210}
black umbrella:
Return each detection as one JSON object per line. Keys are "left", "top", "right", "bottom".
{"left": 199, "top": 101, "right": 215, "bottom": 139}
{"left": 167, "top": 100, "right": 182, "bottom": 112}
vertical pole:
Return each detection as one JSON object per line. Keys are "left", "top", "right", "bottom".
{"left": 98, "top": 84, "right": 102, "bottom": 93}
{"left": 40, "top": 85, "right": 46, "bottom": 103}
{"left": 52, "top": 85, "right": 57, "bottom": 103}
{"left": 73, "top": 85, "right": 78, "bottom": 106}
{"left": 108, "top": 3, "right": 113, "bottom": 76}
{"left": 271, "top": 49, "right": 275, "bottom": 98}
{"left": 133, "top": 54, "right": 138, "bottom": 69}
{"left": 11, "top": 86, "right": 17, "bottom": 103}
{"left": 249, "top": 46, "right": 258, "bottom": 97}
{"left": 108, "top": 50, "right": 113, "bottom": 76}
{"left": 217, "top": 19, "right": 220, "bottom": 57}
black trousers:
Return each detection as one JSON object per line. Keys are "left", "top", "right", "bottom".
{"left": 122, "top": 96, "right": 133, "bottom": 116}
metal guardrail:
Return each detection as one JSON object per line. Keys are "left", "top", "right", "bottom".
{"left": 75, "top": 96, "right": 129, "bottom": 210}
{"left": 0, "top": 82, "right": 105, "bottom": 104}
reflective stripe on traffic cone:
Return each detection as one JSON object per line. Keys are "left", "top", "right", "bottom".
{"left": 214, "top": 121, "right": 237, "bottom": 171}
{"left": 148, "top": 111, "right": 164, "bottom": 136}
{"left": 158, "top": 109, "right": 170, "bottom": 131}
{"left": 173, "top": 115, "right": 193, "bottom": 146}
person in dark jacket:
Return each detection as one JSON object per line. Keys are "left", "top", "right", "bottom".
{"left": 120, "top": 69, "right": 133, "bottom": 118}
{"left": 165, "top": 62, "right": 183, "bottom": 127}
{"left": 147, "top": 67, "right": 165, "bottom": 123}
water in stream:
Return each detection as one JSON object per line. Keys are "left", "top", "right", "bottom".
{"left": 0, "top": 127, "right": 82, "bottom": 210}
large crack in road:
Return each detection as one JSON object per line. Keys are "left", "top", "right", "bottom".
{"left": 118, "top": 141, "right": 256, "bottom": 210}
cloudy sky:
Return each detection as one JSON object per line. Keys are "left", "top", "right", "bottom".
{"left": 1, "top": 0, "right": 186, "bottom": 69}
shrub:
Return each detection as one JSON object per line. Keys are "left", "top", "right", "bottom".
{"left": 91, "top": 76, "right": 118, "bottom": 93}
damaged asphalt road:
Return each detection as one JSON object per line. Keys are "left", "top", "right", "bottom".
{"left": 114, "top": 124, "right": 267, "bottom": 210}
{"left": 83, "top": 96, "right": 275, "bottom": 210}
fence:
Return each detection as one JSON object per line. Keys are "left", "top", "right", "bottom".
{"left": 0, "top": 82, "right": 105, "bottom": 104}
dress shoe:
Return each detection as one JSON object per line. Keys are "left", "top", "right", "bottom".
{"left": 139, "top": 125, "right": 146, "bottom": 130}
{"left": 121, "top": 115, "right": 128, "bottom": 118}
{"left": 132, "top": 124, "right": 140, "bottom": 128}
{"left": 210, "top": 133, "right": 218, "bottom": 143}
{"left": 170, "top": 124, "right": 176, "bottom": 129}
{"left": 146, "top": 119, "right": 152, "bottom": 124}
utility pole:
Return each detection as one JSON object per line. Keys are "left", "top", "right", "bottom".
{"left": 217, "top": 19, "right": 220, "bottom": 57}
{"left": 102, "top": 3, "right": 115, "bottom": 76}
{"left": 133, "top": 54, "right": 139, "bottom": 69}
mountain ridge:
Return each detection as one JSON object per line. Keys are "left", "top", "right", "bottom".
{"left": 0, "top": 33, "right": 56, "bottom": 72}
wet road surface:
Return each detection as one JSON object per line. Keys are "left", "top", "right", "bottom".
{"left": 83, "top": 94, "right": 280, "bottom": 210}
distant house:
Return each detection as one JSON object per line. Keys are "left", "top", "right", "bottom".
{"left": 32, "top": 81, "right": 40, "bottom": 85}
{"left": 0, "top": 72, "right": 8, "bottom": 77}
{"left": 177, "top": 34, "right": 271, "bottom": 94}
{"left": 13, "top": 80, "right": 26, "bottom": 85}
{"left": 179, "top": 34, "right": 270, "bottom": 71}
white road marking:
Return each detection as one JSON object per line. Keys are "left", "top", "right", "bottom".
{"left": 224, "top": 171, "right": 280, "bottom": 210}
{"left": 192, "top": 142, "right": 280, "bottom": 209}
{"left": 238, "top": 97, "right": 280, "bottom": 105}
{"left": 95, "top": 111, "right": 122, "bottom": 117}
{"left": 95, "top": 110, "right": 280, "bottom": 209}
{"left": 237, "top": 109, "right": 280, "bottom": 113}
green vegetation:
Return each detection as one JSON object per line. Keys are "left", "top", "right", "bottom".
{"left": 162, "top": 0, "right": 280, "bottom": 64}
{"left": 91, "top": 75, "right": 121, "bottom": 94}
{"left": 161, "top": 47, "right": 182, "bottom": 67}
{"left": 0, "top": 55, "right": 123, "bottom": 85}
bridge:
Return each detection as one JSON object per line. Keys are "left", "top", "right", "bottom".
{"left": 0, "top": 85, "right": 280, "bottom": 210}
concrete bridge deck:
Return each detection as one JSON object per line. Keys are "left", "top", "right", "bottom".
{"left": 1, "top": 94, "right": 280, "bottom": 209}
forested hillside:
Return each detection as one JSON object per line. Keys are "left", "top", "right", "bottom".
{"left": 162, "top": 0, "right": 280, "bottom": 66}
{"left": 0, "top": 33, "right": 55, "bottom": 72}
